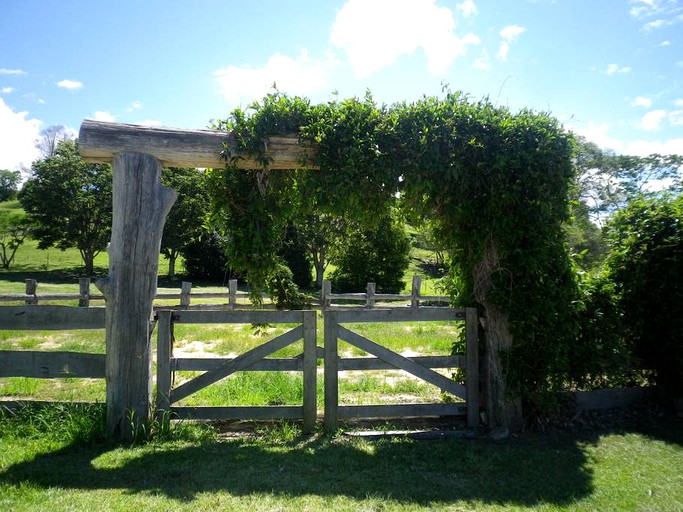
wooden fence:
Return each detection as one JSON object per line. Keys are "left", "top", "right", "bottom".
{"left": 0, "top": 276, "right": 449, "bottom": 310}
{"left": 0, "top": 306, "right": 106, "bottom": 408}
{"left": 1, "top": 300, "right": 478, "bottom": 432}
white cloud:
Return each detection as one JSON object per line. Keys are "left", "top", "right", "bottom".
{"left": 630, "top": 0, "right": 683, "bottom": 30}
{"left": 659, "top": 40, "right": 671, "bottom": 46}
{"left": 0, "top": 98, "right": 42, "bottom": 172}
{"left": 631, "top": 96, "right": 652, "bottom": 107}
{"left": 606, "top": 63, "right": 631, "bottom": 75}
{"left": 669, "top": 110, "right": 683, "bottom": 126}
{"left": 624, "top": 138, "right": 683, "bottom": 156}
{"left": 330, "top": 0, "right": 479, "bottom": 78}
{"left": 640, "top": 109, "right": 667, "bottom": 130}
{"left": 0, "top": 68, "right": 26, "bottom": 75}
{"left": 214, "top": 50, "right": 330, "bottom": 104}
{"left": 675, "top": 99, "right": 683, "bottom": 107}
{"left": 90, "top": 111, "right": 116, "bottom": 122}
{"left": 138, "top": 120, "right": 163, "bottom": 127}
{"left": 498, "top": 25, "right": 526, "bottom": 61}
{"left": 572, "top": 122, "right": 625, "bottom": 152}
{"left": 1, "top": 87, "right": 14, "bottom": 94}
{"left": 456, "top": 0, "right": 477, "bottom": 17}
{"left": 127, "top": 100, "right": 143, "bottom": 111}
{"left": 56, "top": 79, "right": 83, "bottom": 91}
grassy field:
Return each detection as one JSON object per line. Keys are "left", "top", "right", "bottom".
{"left": 0, "top": 403, "right": 681, "bottom": 511}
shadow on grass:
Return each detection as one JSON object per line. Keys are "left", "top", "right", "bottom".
{"left": 1, "top": 430, "right": 595, "bottom": 507}
{"left": 3, "top": 413, "right": 681, "bottom": 507}
{"left": 0, "top": 268, "right": 108, "bottom": 285}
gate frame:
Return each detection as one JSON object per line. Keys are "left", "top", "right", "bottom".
{"left": 155, "top": 309, "right": 317, "bottom": 433}
{"left": 324, "top": 307, "right": 479, "bottom": 432}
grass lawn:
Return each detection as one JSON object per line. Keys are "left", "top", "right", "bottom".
{"left": 0, "top": 404, "right": 681, "bottom": 511}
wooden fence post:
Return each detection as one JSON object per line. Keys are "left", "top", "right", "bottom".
{"left": 465, "top": 307, "right": 480, "bottom": 428}
{"left": 322, "top": 280, "right": 331, "bottom": 309}
{"left": 180, "top": 281, "right": 192, "bottom": 307}
{"left": 365, "top": 282, "right": 376, "bottom": 309}
{"left": 25, "top": 279, "right": 37, "bottom": 305}
{"left": 79, "top": 278, "right": 90, "bottom": 307}
{"left": 324, "top": 310, "right": 339, "bottom": 433}
{"left": 228, "top": 279, "right": 238, "bottom": 310}
{"left": 155, "top": 310, "right": 173, "bottom": 415}
{"left": 411, "top": 275, "right": 422, "bottom": 308}
{"left": 97, "top": 151, "right": 177, "bottom": 440}
{"left": 302, "top": 310, "right": 317, "bottom": 433}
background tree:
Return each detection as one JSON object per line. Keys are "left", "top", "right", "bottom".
{"left": 573, "top": 136, "right": 682, "bottom": 224}
{"left": 603, "top": 193, "right": 683, "bottom": 406}
{"left": 330, "top": 214, "right": 411, "bottom": 294}
{"left": 35, "top": 125, "right": 72, "bottom": 159}
{"left": 0, "top": 214, "right": 32, "bottom": 270}
{"left": 19, "top": 140, "right": 112, "bottom": 275}
{"left": 180, "top": 230, "right": 235, "bottom": 282}
{"left": 160, "top": 167, "right": 210, "bottom": 279}
{"left": 0, "top": 169, "right": 21, "bottom": 202}
{"left": 278, "top": 225, "right": 313, "bottom": 289}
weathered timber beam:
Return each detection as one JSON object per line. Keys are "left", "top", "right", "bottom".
{"left": 78, "top": 119, "right": 318, "bottom": 170}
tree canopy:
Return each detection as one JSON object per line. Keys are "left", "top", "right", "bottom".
{"left": 20, "top": 140, "right": 112, "bottom": 275}
{"left": 0, "top": 169, "right": 21, "bottom": 202}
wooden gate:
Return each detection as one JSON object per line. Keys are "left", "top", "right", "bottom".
{"left": 323, "top": 307, "right": 479, "bottom": 432}
{"left": 155, "top": 309, "right": 317, "bottom": 433}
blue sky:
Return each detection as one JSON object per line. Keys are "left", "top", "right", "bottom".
{"left": 1, "top": 0, "right": 682, "bottom": 173}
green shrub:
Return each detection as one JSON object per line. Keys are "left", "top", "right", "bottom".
{"left": 180, "top": 230, "right": 235, "bottom": 282}
{"left": 330, "top": 215, "right": 410, "bottom": 294}
{"left": 604, "top": 194, "right": 683, "bottom": 404}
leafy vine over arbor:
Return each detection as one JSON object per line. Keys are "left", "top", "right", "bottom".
{"left": 211, "top": 91, "right": 577, "bottom": 430}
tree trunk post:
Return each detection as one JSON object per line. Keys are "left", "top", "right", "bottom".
{"left": 473, "top": 239, "right": 523, "bottom": 433}
{"left": 97, "top": 151, "right": 177, "bottom": 440}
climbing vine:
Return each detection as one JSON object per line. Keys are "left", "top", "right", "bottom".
{"left": 209, "top": 90, "right": 577, "bottom": 422}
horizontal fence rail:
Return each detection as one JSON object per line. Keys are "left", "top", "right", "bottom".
{"left": 0, "top": 276, "right": 450, "bottom": 311}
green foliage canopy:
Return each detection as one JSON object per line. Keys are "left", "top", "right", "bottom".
{"left": 604, "top": 193, "right": 683, "bottom": 402}
{"left": 0, "top": 169, "right": 21, "bottom": 202}
{"left": 161, "top": 167, "right": 210, "bottom": 278}
{"left": 19, "top": 140, "right": 112, "bottom": 275}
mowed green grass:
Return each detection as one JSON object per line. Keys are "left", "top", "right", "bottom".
{"left": 0, "top": 403, "right": 681, "bottom": 512}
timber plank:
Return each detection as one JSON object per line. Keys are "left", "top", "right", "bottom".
{"left": 338, "top": 355, "right": 464, "bottom": 371}
{"left": 171, "top": 309, "right": 305, "bottom": 324}
{"left": 334, "top": 308, "right": 464, "bottom": 323}
{"left": 0, "top": 351, "right": 105, "bottom": 378}
{"left": 0, "top": 306, "right": 105, "bottom": 330}
{"left": 171, "top": 405, "right": 303, "bottom": 421}
{"left": 338, "top": 403, "right": 466, "bottom": 419}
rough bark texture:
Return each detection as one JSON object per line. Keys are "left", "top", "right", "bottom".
{"left": 97, "top": 152, "right": 177, "bottom": 439}
{"left": 473, "top": 239, "right": 524, "bottom": 432}
{"left": 79, "top": 119, "right": 317, "bottom": 170}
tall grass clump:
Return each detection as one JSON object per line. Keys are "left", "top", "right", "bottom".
{"left": 0, "top": 403, "right": 107, "bottom": 445}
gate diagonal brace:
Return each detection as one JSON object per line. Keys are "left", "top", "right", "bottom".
{"left": 337, "top": 326, "right": 466, "bottom": 399}
{"left": 170, "top": 325, "right": 303, "bottom": 404}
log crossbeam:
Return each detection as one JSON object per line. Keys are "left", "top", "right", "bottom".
{"left": 78, "top": 119, "right": 317, "bottom": 170}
